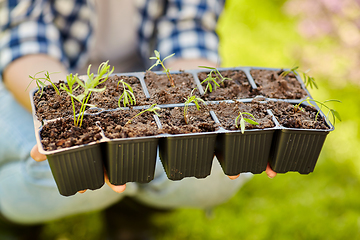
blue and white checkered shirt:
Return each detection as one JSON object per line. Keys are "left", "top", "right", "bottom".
{"left": 0, "top": 0, "right": 224, "bottom": 76}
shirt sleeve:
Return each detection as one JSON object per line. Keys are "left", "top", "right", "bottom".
{"left": 137, "top": 0, "right": 225, "bottom": 67}
{"left": 0, "top": 0, "right": 92, "bottom": 78}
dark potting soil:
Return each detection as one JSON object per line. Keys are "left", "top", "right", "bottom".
{"left": 144, "top": 71, "right": 200, "bottom": 104}
{"left": 158, "top": 106, "right": 219, "bottom": 134}
{"left": 90, "top": 75, "right": 148, "bottom": 109}
{"left": 40, "top": 115, "right": 102, "bottom": 151}
{"left": 33, "top": 75, "right": 148, "bottom": 121}
{"left": 33, "top": 81, "right": 83, "bottom": 122}
{"left": 210, "top": 101, "right": 275, "bottom": 131}
{"left": 41, "top": 109, "right": 160, "bottom": 150}
{"left": 250, "top": 69, "right": 308, "bottom": 99}
{"left": 197, "top": 70, "right": 256, "bottom": 100}
{"left": 266, "top": 101, "right": 329, "bottom": 129}
{"left": 98, "top": 109, "right": 159, "bottom": 139}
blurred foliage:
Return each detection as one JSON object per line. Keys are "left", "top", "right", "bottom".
{"left": 40, "top": 0, "right": 360, "bottom": 239}
{"left": 284, "top": 0, "right": 360, "bottom": 85}
{"left": 218, "top": 0, "right": 305, "bottom": 68}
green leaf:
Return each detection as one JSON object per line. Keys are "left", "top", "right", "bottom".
{"left": 332, "top": 109, "right": 342, "bottom": 122}
{"left": 74, "top": 93, "right": 85, "bottom": 103}
{"left": 312, "top": 79, "right": 318, "bottom": 89}
{"left": 324, "top": 99, "right": 342, "bottom": 104}
{"left": 194, "top": 100, "right": 201, "bottom": 110}
{"left": 163, "top": 53, "right": 175, "bottom": 61}
{"left": 128, "top": 91, "right": 136, "bottom": 105}
{"left": 154, "top": 50, "right": 160, "bottom": 58}
{"left": 66, "top": 74, "right": 76, "bottom": 87}
{"left": 148, "top": 64, "right": 156, "bottom": 71}
{"left": 87, "top": 64, "right": 92, "bottom": 78}
{"left": 123, "top": 91, "right": 129, "bottom": 105}
{"left": 198, "top": 66, "right": 216, "bottom": 70}
{"left": 208, "top": 83, "right": 213, "bottom": 93}
{"left": 241, "top": 112, "right": 256, "bottom": 119}
{"left": 84, "top": 103, "right": 96, "bottom": 108}
{"left": 59, "top": 83, "right": 69, "bottom": 92}
{"left": 88, "top": 86, "right": 106, "bottom": 92}
{"left": 291, "top": 66, "right": 299, "bottom": 75}
{"left": 240, "top": 118, "right": 245, "bottom": 134}
{"left": 244, "top": 118, "right": 259, "bottom": 125}
{"left": 123, "top": 82, "right": 133, "bottom": 93}
{"left": 38, "top": 81, "right": 46, "bottom": 88}
{"left": 75, "top": 77, "right": 85, "bottom": 88}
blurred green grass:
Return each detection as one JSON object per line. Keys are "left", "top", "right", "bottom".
{"left": 40, "top": 0, "right": 360, "bottom": 239}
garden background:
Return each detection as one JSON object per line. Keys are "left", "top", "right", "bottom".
{"left": 40, "top": 0, "right": 360, "bottom": 239}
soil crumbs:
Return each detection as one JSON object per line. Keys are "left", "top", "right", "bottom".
{"left": 144, "top": 71, "right": 199, "bottom": 105}
{"left": 210, "top": 101, "right": 275, "bottom": 130}
{"left": 158, "top": 106, "right": 219, "bottom": 134}
{"left": 198, "top": 70, "right": 256, "bottom": 100}
{"left": 91, "top": 75, "right": 148, "bottom": 109}
{"left": 40, "top": 115, "right": 102, "bottom": 151}
{"left": 267, "top": 101, "right": 329, "bottom": 129}
{"left": 33, "top": 75, "right": 148, "bottom": 121}
{"left": 99, "top": 109, "right": 159, "bottom": 139}
{"left": 250, "top": 69, "right": 308, "bottom": 99}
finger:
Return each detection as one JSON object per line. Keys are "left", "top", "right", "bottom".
{"left": 104, "top": 172, "right": 126, "bottom": 193}
{"left": 30, "top": 145, "right": 47, "bottom": 162}
{"left": 228, "top": 174, "right": 240, "bottom": 180}
{"left": 266, "top": 163, "right": 277, "bottom": 178}
{"left": 78, "top": 190, "right": 87, "bottom": 194}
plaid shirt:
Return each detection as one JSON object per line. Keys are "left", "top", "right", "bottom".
{"left": 0, "top": 0, "right": 224, "bottom": 76}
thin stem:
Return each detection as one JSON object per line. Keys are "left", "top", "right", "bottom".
{"left": 125, "top": 104, "right": 160, "bottom": 125}
{"left": 71, "top": 97, "right": 76, "bottom": 126}
{"left": 161, "top": 62, "right": 175, "bottom": 87}
{"left": 76, "top": 96, "right": 87, "bottom": 126}
{"left": 79, "top": 92, "right": 92, "bottom": 128}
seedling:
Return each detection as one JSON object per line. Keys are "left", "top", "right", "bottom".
{"left": 279, "top": 66, "right": 299, "bottom": 78}
{"left": 117, "top": 79, "right": 136, "bottom": 109}
{"left": 59, "top": 73, "right": 81, "bottom": 126}
{"left": 294, "top": 97, "right": 341, "bottom": 125}
{"left": 125, "top": 104, "right": 160, "bottom": 125}
{"left": 235, "top": 112, "right": 259, "bottom": 134}
{"left": 280, "top": 66, "right": 318, "bottom": 89}
{"left": 148, "top": 50, "right": 175, "bottom": 87}
{"left": 63, "top": 61, "right": 114, "bottom": 127}
{"left": 74, "top": 61, "right": 114, "bottom": 127}
{"left": 27, "top": 71, "right": 60, "bottom": 98}
{"left": 198, "top": 66, "right": 232, "bottom": 93}
{"left": 183, "top": 88, "right": 206, "bottom": 124}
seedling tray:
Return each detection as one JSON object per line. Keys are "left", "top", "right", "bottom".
{"left": 29, "top": 66, "right": 335, "bottom": 196}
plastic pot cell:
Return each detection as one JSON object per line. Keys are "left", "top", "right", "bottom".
{"left": 210, "top": 100, "right": 276, "bottom": 175}
{"left": 98, "top": 108, "right": 160, "bottom": 185}
{"left": 157, "top": 105, "right": 218, "bottom": 180}
{"left": 36, "top": 115, "right": 105, "bottom": 196}
{"left": 267, "top": 100, "right": 334, "bottom": 174}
